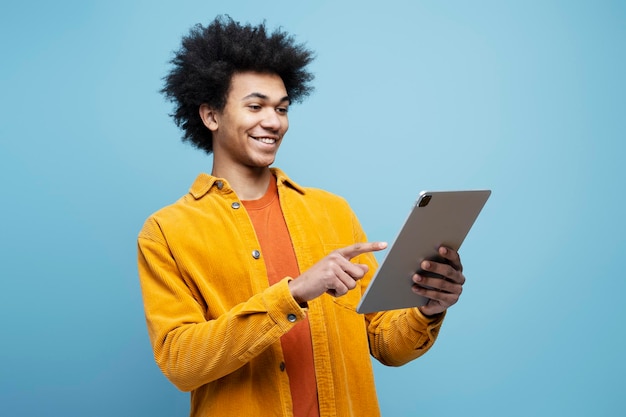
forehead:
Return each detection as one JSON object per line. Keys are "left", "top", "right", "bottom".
{"left": 227, "top": 72, "right": 288, "bottom": 101}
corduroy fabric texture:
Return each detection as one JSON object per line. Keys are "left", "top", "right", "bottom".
{"left": 137, "top": 167, "right": 445, "bottom": 417}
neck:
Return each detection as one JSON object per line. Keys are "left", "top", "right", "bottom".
{"left": 212, "top": 164, "right": 273, "bottom": 200}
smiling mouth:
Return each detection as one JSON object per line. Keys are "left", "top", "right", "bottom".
{"left": 251, "top": 136, "right": 277, "bottom": 144}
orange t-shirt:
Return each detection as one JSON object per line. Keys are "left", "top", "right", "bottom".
{"left": 242, "top": 178, "right": 320, "bottom": 417}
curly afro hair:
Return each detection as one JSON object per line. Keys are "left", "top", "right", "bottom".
{"left": 161, "top": 15, "right": 315, "bottom": 154}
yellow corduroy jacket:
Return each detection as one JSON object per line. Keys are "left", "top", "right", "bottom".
{"left": 137, "top": 168, "right": 445, "bottom": 417}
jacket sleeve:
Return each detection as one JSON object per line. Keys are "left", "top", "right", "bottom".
{"left": 137, "top": 225, "right": 306, "bottom": 392}
{"left": 365, "top": 307, "right": 445, "bottom": 366}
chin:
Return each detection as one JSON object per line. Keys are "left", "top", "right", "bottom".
{"left": 254, "top": 156, "right": 277, "bottom": 167}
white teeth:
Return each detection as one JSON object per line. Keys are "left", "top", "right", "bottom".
{"left": 254, "top": 137, "right": 276, "bottom": 144}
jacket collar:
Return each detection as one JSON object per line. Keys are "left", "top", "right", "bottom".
{"left": 188, "top": 167, "right": 305, "bottom": 200}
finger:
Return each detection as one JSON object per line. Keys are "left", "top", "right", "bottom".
{"left": 413, "top": 273, "right": 462, "bottom": 294}
{"left": 340, "top": 262, "right": 369, "bottom": 280}
{"left": 438, "top": 246, "right": 463, "bottom": 272}
{"left": 420, "top": 260, "right": 465, "bottom": 285}
{"left": 412, "top": 281, "right": 461, "bottom": 305}
{"left": 337, "top": 266, "right": 366, "bottom": 291}
{"left": 336, "top": 242, "right": 388, "bottom": 260}
{"left": 326, "top": 279, "right": 349, "bottom": 297}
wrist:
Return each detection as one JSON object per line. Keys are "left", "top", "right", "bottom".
{"left": 288, "top": 279, "right": 308, "bottom": 307}
{"left": 418, "top": 306, "right": 445, "bottom": 319}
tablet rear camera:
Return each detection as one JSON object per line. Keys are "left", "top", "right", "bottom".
{"left": 418, "top": 195, "right": 432, "bottom": 207}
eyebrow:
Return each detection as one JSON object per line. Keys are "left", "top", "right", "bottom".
{"left": 242, "top": 92, "right": 291, "bottom": 104}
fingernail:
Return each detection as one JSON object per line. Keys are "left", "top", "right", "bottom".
{"left": 422, "top": 261, "right": 430, "bottom": 269}
{"left": 440, "top": 247, "right": 447, "bottom": 254}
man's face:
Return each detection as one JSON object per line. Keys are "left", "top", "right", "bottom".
{"left": 206, "top": 71, "right": 290, "bottom": 173}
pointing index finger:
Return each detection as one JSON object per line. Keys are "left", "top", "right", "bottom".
{"left": 337, "top": 242, "right": 388, "bottom": 260}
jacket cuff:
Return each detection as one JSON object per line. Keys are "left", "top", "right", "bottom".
{"left": 409, "top": 308, "right": 446, "bottom": 340}
{"left": 263, "top": 278, "right": 308, "bottom": 332}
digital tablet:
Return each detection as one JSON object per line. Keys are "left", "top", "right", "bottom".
{"left": 356, "top": 190, "right": 491, "bottom": 314}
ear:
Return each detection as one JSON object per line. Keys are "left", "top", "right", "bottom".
{"left": 199, "top": 104, "right": 219, "bottom": 131}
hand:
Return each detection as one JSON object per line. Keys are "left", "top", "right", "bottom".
{"left": 289, "top": 242, "right": 388, "bottom": 304}
{"left": 412, "top": 246, "right": 465, "bottom": 316}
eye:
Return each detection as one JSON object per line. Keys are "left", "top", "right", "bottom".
{"left": 276, "top": 106, "right": 289, "bottom": 114}
{"left": 248, "top": 104, "right": 262, "bottom": 111}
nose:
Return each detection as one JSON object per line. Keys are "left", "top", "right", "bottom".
{"left": 260, "top": 109, "right": 282, "bottom": 131}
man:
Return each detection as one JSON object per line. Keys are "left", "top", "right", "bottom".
{"left": 138, "top": 16, "right": 465, "bottom": 417}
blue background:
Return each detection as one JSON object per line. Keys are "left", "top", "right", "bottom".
{"left": 1, "top": 1, "right": 624, "bottom": 416}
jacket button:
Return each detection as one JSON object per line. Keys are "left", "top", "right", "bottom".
{"left": 252, "top": 250, "right": 261, "bottom": 259}
{"left": 231, "top": 202, "right": 241, "bottom": 209}
{"left": 287, "top": 313, "right": 297, "bottom": 323}
{"left": 216, "top": 181, "right": 223, "bottom": 190}
{"left": 279, "top": 362, "right": 286, "bottom": 372}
